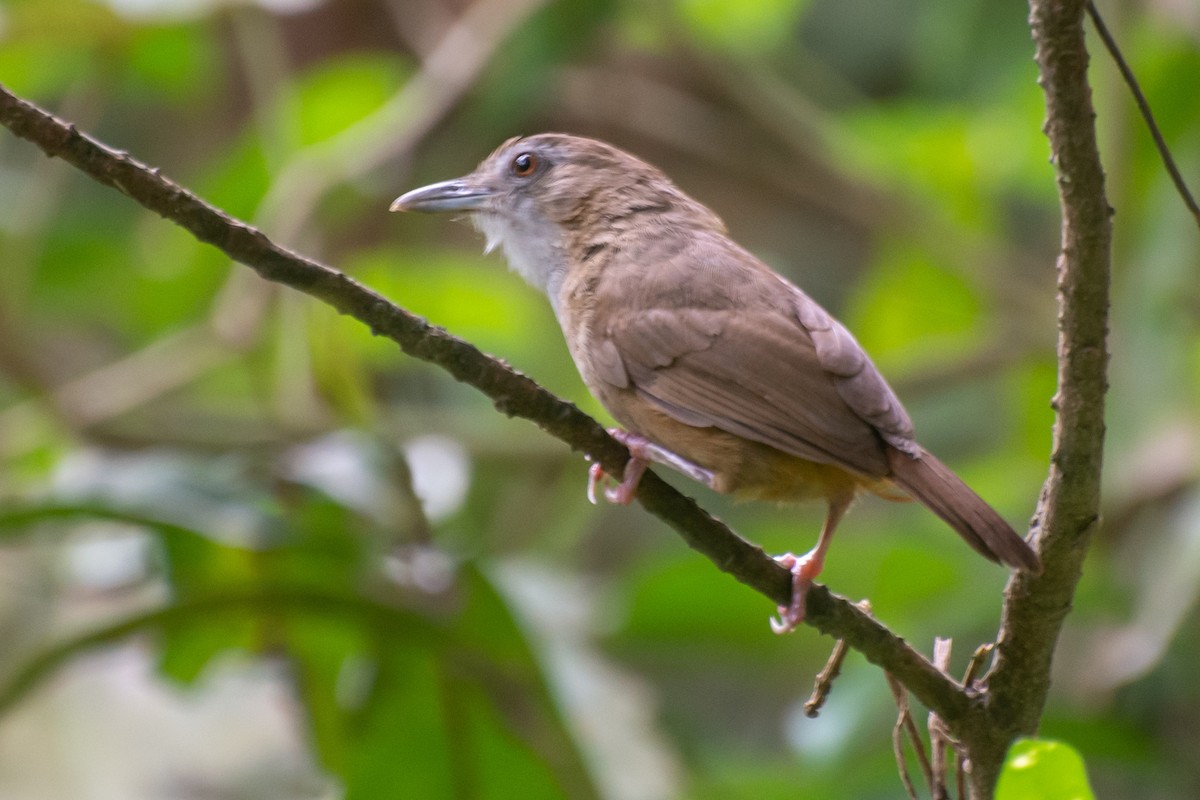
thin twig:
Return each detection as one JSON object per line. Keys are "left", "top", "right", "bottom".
{"left": 805, "top": 599, "right": 870, "bottom": 717}
{"left": 962, "top": 642, "right": 995, "bottom": 691}
{"left": 886, "top": 675, "right": 920, "bottom": 800}
{"left": 806, "top": 639, "right": 850, "bottom": 717}
{"left": 929, "top": 638, "right": 953, "bottom": 800}
{"left": 1086, "top": 0, "right": 1200, "bottom": 229}
{"left": 886, "top": 674, "right": 933, "bottom": 799}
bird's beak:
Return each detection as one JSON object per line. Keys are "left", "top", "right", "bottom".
{"left": 390, "top": 177, "right": 493, "bottom": 213}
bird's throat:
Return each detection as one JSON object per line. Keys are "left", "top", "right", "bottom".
{"left": 472, "top": 211, "right": 570, "bottom": 318}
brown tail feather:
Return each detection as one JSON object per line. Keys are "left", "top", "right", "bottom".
{"left": 887, "top": 447, "right": 1042, "bottom": 574}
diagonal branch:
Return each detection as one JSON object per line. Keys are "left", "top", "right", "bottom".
{"left": 0, "top": 84, "right": 972, "bottom": 723}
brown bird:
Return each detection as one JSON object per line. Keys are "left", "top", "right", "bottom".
{"left": 391, "top": 133, "right": 1041, "bottom": 632}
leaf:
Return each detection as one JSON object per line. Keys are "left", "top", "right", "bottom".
{"left": 347, "top": 246, "right": 572, "bottom": 387}
{"left": 123, "top": 22, "right": 217, "bottom": 99}
{"left": 0, "top": 0, "right": 120, "bottom": 97}
{"left": 675, "top": 0, "right": 809, "bottom": 52}
{"left": 287, "top": 55, "right": 409, "bottom": 147}
{"left": 845, "top": 238, "right": 982, "bottom": 372}
{"left": 997, "top": 738, "right": 1096, "bottom": 800}
{"left": 337, "top": 566, "right": 598, "bottom": 799}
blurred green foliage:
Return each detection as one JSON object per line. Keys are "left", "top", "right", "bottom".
{"left": 1, "top": 0, "right": 1199, "bottom": 798}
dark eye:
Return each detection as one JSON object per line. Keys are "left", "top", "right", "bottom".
{"left": 511, "top": 152, "right": 538, "bottom": 177}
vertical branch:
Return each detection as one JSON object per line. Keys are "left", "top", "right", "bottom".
{"left": 968, "top": 0, "right": 1113, "bottom": 792}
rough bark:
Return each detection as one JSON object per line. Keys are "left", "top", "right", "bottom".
{"left": 960, "top": 0, "right": 1112, "bottom": 794}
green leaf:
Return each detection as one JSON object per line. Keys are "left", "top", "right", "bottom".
{"left": 619, "top": 553, "right": 778, "bottom": 651}
{"left": 288, "top": 55, "right": 409, "bottom": 147}
{"left": 284, "top": 614, "right": 375, "bottom": 776}
{"left": 845, "top": 239, "right": 982, "bottom": 372}
{"left": 123, "top": 22, "right": 218, "bottom": 99}
{"left": 336, "top": 565, "right": 588, "bottom": 798}
{"left": 837, "top": 87, "right": 1053, "bottom": 231}
{"left": 997, "top": 738, "right": 1096, "bottom": 800}
{"left": 348, "top": 246, "right": 562, "bottom": 370}
{"left": 197, "top": 135, "right": 272, "bottom": 220}
{"left": 448, "top": 566, "right": 599, "bottom": 799}
{"left": 675, "top": 0, "right": 809, "bottom": 52}
{"left": 467, "top": 0, "right": 615, "bottom": 125}
{"left": 0, "top": 0, "right": 119, "bottom": 97}
{"left": 342, "top": 645, "right": 458, "bottom": 799}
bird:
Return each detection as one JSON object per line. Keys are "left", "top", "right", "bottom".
{"left": 391, "top": 133, "right": 1041, "bottom": 632}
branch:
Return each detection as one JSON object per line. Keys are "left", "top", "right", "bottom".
{"left": 0, "top": 84, "right": 972, "bottom": 722}
{"left": 968, "top": 0, "right": 1113, "bottom": 789}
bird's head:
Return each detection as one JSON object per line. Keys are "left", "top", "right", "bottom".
{"left": 391, "top": 134, "right": 723, "bottom": 298}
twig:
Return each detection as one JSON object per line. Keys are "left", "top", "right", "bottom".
{"left": 805, "top": 641, "right": 849, "bottom": 717}
{"left": 0, "top": 84, "right": 975, "bottom": 724}
{"left": 962, "top": 642, "right": 995, "bottom": 690}
{"left": 929, "top": 638, "right": 953, "bottom": 800}
{"left": 805, "top": 638, "right": 850, "bottom": 717}
{"left": 805, "top": 599, "right": 870, "bottom": 717}
{"left": 1086, "top": 0, "right": 1200, "bottom": 229}
{"left": 886, "top": 674, "right": 933, "bottom": 800}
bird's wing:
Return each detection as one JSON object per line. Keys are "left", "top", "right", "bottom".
{"left": 595, "top": 276, "right": 916, "bottom": 479}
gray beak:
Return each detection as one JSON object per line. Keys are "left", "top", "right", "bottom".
{"left": 390, "top": 177, "right": 493, "bottom": 213}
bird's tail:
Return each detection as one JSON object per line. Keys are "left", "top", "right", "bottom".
{"left": 887, "top": 447, "right": 1042, "bottom": 573}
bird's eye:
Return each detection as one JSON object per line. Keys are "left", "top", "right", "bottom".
{"left": 511, "top": 152, "right": 538, "bottom": 177}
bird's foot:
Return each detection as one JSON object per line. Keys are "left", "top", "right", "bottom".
{"left": 588, "top": 453, "right": 648, "bottom": 505}
{"left": 769, "top": 549, "right": 826, "bottom": 634}
{"left": 587, "top": 429, "right": 715, "bottom": 505}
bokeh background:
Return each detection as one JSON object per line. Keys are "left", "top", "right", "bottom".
{"left": 1, "top": 0, "right": 1198, "bottom": 797}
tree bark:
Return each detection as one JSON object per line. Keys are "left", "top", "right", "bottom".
{"left": 960, "top": 0, "right": 1112, "bottom": 794}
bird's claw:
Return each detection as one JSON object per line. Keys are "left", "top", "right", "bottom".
{"left": 587, "top": 462, "right": 605, "bottom": 505}
{"left": 587, "top": 453, "right": 648, "bottom": 506}
{"left": 769, "top": 551, "right": 822, "bottom": 634}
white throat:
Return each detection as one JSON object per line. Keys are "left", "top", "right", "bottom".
{"left": 474, "top": 212, "right": 569, "bottom": 317}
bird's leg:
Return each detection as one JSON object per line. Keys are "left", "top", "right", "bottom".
{"left": 771, "top": 494, "right": 852, "bottom": 634}
{"left": 588, "top": 428, "right": 715, "bottom": 505}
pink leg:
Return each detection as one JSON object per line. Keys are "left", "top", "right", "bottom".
{"left": 588, "top": 451, "right": 649, "bottom": 505}
{"left": 770, "top": 495, "right": 852, "bottom": 634}
{"left": 587, "top": 428, "right": 714, "bottom": 505}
